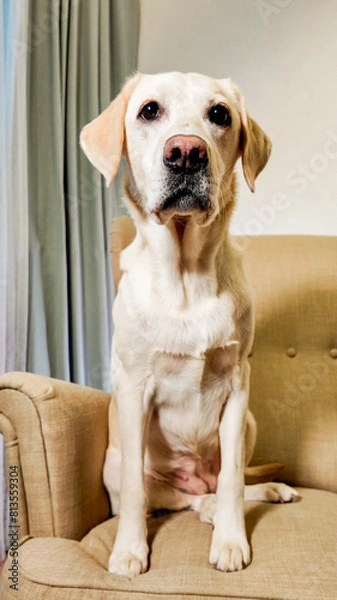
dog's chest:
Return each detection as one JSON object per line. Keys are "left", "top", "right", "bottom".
{"left": 113, "top": 246, "right": 244, "bottom": 462}
{"left": 148, "top": 346, "right": 237, "bottom": 460}
{"left": 117, "top": 268, "right": 237, "bottom": 357}
{"left": 153, "top": 344, "right": 238, "bottom": 403}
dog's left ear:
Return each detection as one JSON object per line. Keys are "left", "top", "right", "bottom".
{"left": 80, "top": 74, "right": 142, "bottom": 187}
{"left": 233, "top": 86, "right": 272, "bottom": 192}
{"left": 240, "top": 114, "right": 272, "bottom": 192}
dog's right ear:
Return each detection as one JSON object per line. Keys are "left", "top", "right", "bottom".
{"left": 80, "top": 74, "right": 142, "bottom": 187}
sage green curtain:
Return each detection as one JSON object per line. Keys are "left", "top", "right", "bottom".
{"left": 26, "top": 0, "right": 139, "bottom": 390}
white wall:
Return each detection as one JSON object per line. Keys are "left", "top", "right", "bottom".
{"left": 138, "top": 0, "right": 337, "bottom": 236}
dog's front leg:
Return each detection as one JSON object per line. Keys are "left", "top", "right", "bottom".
{"left": 108, "top": 369, "right": 153, "bottom": 578}
{"left": 210, "top": 362, "right": 251, "bottom": 572}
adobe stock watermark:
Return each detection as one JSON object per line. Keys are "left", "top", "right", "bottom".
{"left": 286, "top": 129, "right": 337, "bottom": 194}
{"left": 233, "top": 125, "right": 337, "bottom": 251}
{"left": 11, "top": 0, "right": 84, "bottom": 61}
{"left": 65, "top": 174, "right": 102, "bottom": 212}
{"left": 268, "top": 353, "right": 334, "bottom": 423}
{"left": 91, "top": 361, "right": 112, "bottom": 391}
{"left": 231, "top": 191, "right": 290, "bottom": 248}
{"left": 7, "top": 465, "right": 20, "bottom": 591}
{"left": 68, "top": 125, "right": 337, "bottom": 242}
{"left": 255, "top": 0, "right": 293, "bottom": 25}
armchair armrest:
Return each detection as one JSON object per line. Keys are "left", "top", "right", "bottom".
{"left": 0, "top": 372, "right": 111, "bottom": 541}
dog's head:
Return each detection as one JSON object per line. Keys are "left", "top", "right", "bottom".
{"left": 80, "top": 72, "right": 271, "bottom": 225}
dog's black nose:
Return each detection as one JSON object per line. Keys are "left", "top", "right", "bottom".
{"left": 163, "top": 135, "right": 208, "bottom": 172}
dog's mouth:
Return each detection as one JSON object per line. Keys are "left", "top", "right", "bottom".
{"left": 152, "top": 172, "right": 213, "bottom": 225}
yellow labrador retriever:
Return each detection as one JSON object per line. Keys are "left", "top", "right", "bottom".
{"left": 80, "top": 72, "right": 298, "bottom": 578}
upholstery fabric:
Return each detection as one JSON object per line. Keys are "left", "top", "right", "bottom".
{"left": 0, "top": 372, "right": 111, "bottom": 540}
{"left": 242, "top": 236, "right": 337, "bottom": 492}
{"left": 0, "top": 489, "right": 336, "bottom": 599}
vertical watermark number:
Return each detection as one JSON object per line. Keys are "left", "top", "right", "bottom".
{"left": 8, "top": 465, "right": 20, "bottom": 591}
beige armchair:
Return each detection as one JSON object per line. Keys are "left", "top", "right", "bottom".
{"left": 0, "top": 216, "right": 336, "bottom": 599}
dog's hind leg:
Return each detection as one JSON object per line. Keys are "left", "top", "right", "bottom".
{"left": 244, "top": 410, "right": 257, "bottom": 466}
{"left": 243, "top": 411, "right": 300, "bottom": 503}
{"left": 147, "top": 480, "right": 221, "bottom": 527}
{"left": 147, "top": 480, "right": 196, "bottom": 513}
{"left": 244, "top": 482, "right": 300, "bottom": 503}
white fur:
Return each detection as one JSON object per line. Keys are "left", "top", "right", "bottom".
{"left": 81, "top": 71, "right": 298, "bottom": 579}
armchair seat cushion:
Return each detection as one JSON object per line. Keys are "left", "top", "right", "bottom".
{"left": 1, "top": 488, "right": 336, "bottom": 599}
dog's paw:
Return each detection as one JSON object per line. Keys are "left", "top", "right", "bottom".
{"left": 108, "top": 542, "right": 149, "bottom": 578}
{"left": 267, "top": 482, "right": 300, "bottom": 503}
{"left": 245, "top": 482, "right": 300, "bottom": 504}
{"left": 209, "top": 532, "right": 251, "bottom": 572}
{"left": 191, "top": 493, "right": 217, "bottom": 524}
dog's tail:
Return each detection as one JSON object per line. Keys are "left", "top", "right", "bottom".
{"left": 244, "top": 463, "right": 284, "bottom": 484}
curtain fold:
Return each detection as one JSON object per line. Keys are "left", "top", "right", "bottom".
{"left": 1, "top": 1, "right": 29, "bottom": 376}
{"left": 26, "top": 0, "right": 140, "bottom": 389}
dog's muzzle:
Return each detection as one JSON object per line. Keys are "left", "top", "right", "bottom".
{"left": 153, "top": 135, "right": 212, "bottom": 224}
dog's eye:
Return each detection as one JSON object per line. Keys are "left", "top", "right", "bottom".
{"left": 208, "top": 104, "right": 232, "bottom": 127}
{"left": 138, "top": 101, "right": 161, "bottom": 121}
